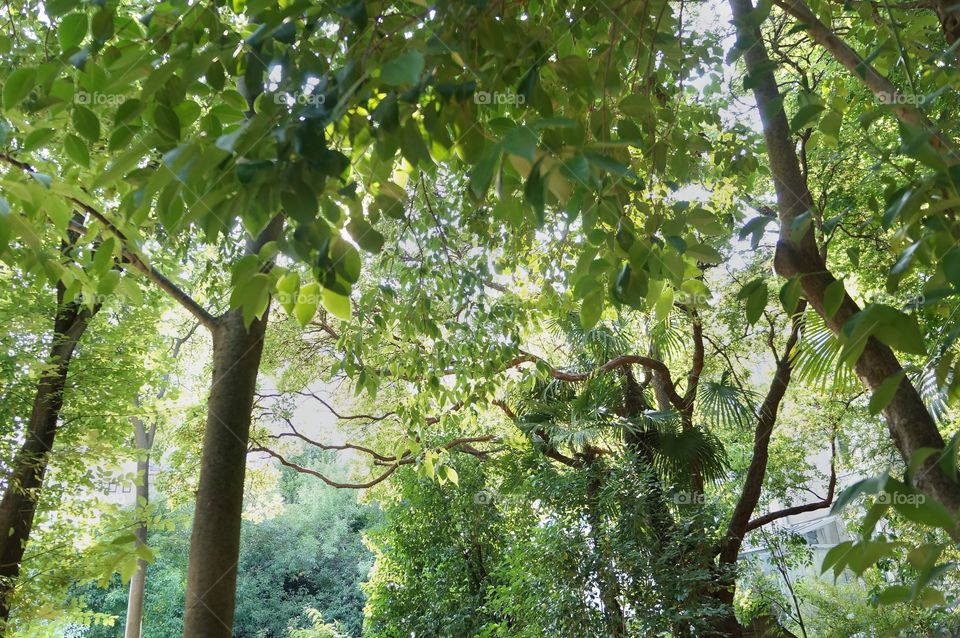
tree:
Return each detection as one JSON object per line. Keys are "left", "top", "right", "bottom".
{"left": 0, "top": 226, "right": 98, "bottom": 621}
{"left": 3, "top": 0, "right": 960, "bottom": 632}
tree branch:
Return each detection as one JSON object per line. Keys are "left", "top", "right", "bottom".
{"left": 251, "top": 447, "right": 400, "bottom": 489}
{"left": 249, "top": 434, "right": 499, "bottom": 489}
{"left": 257, "top": 391, "right": 395, "bottom": 422}
{"left": 510, "top": 350, "right": 685, "bottom": 409}
{"left": 0, "top": 153, "right": 218, "bottom": 330}
{"left": 265, "top": 416, "right": 397, "bottom": 462}
{"left": 719, "top": 305, "right": 804, "bottom": 564}
{"left": 773, "top": 0, "right": 957, "bottom": 155}
{"left": 746, "top": 443, "right": 836, "bottom": 531}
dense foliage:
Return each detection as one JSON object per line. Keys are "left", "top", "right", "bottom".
{"left": 1, "top": 0, "right": 960, "bottom": 636}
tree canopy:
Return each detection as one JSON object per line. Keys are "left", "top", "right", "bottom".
{"left": 1, "top": 0, "right": 960, "bottom": 636}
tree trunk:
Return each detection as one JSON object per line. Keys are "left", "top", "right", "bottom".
{"left": 0, "top": 286, "right": 96, "bottom": 621}
{"left": 935, "top": 0, "right": 960, "bottom": 52}
{"left": 124, "top": 418, "right": 151, "bottom": 638}
{"left": 728, "top": 0, "right": 960, "bottom": 517}
{"left": 181, "top": 308, "right": 271, "bottom": 636}
{"left": 181, "top": 220, "right": 281, "bottom": 637}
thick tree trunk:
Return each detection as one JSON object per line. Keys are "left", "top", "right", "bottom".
{"left": 0, "top": 287, "right": 96, "bottom": 621}
{"left": 181, "top": 220, "right": 280, "bottom": 637}
{"left": 729, "top": 0, "right": 960, "bottom": 516}
{"left": 181, "top": 309, "right": 271, "bottom": 636}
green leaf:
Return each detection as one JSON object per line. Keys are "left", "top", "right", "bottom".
{"left": 380, "top": 51, "right": 424, "bottom": 86}
{"left": 96, "top": 270, "right": 120, "bottom": 297}
{"left": 823, "top": 279, "right": 846, "bottom": 319}
{"left": 469, "top": 145, "right": 501, "bottom": 200}
{"left": 234, "top": 273, "right": 271, "bottom": 328}
{"left": 860, "top": 501, "right": 889, "bottom": 538}
{"left": 502, "top": 125, "right": 538, "bottom": 162}
{"left": 524, "top": 159, "right": 545, "bottom": 225}
{"left": 276, "top": 271, "right": 299, "bottom": 315}
{"left": 347, "top": 217, "right": 384, "bottom": 254}
{"left": 654, "top": 285, "right": 674, "bottom": 322}
{"left": 321, "top": 288, "right": 351, "bottom": 321}
{"left": 58, "top": 13, "right": 88, "bottom": 50}
{"left": 942, "top": 246, "right": 960, "bottom": 288}
{"left": 400, "top": 117, "right": 431, "bottom": 167}
{"left": 895, "top": 498, "right": 957, "bottom": 531}
{"left": 840, "top": 304, "right": 926, "bottom": 363}
{"left": 790, "top": 103, "right": 825, "bottom": 132}
{"left": 330, "top": 236, "right": 361, "bottom": 284}
{"left": 442, "top": 466, "right": 458, "bottom": 485}
{"left": 580, "top": 289, "right": 603, "bottom": 330}
{"left": 685, "top": 243, "right": 724, "bottom": 264}
{"left": 820, "top": 541, "right": 854, "bottom": 575}
{"left": 818, "top": 110, "right": 842, "bottom": 142}
{"left": 64, "top": 133, "right": 90, "bottom": 168}
{"left": 3, "top": 68, "right": 36, "bottom": 110}
{"left": 336, "top": 0, "right": 368, "bottom": 31}
{"left": 737, "top": 279, "right": 769, "bottom": 326}
{"left": 746, "top": 283, "right": 767, "bottom": 325}
{"left": 779, "top": 276, "right": 802, "bottom": 314}
{"left": 152, "top": 105, "right": 180, "bottom": 140}
{"left": 92, "top": 236, "right": 117, "bottom": 274}
{"left": 585, "top": 153, "right": 637, "bottom": 180}
{"left": 46, "top": 0, "right": 80, "bottom": 17}
{"left": 294, "top": 282, "right": 320, "bottom": 326}
{"left": 72, "top": 105, "right": 100, "bottom": 142}
{"left": 739, "top": 216, "right": 772, "bottom": 250}
{"left": 868, "top": 370, "right": 904, "bottom": 415}
{"left": 847, "top": 540, "right": 899, "bottom": 576}
{"left": 831, "top": 475, "right": 885, "bottom": 514}
{"left": 875, "top": 585, "right": 912, "bottom": 606}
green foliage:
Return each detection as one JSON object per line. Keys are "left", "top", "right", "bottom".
{"left": 65, "top": 452, "right": 376, "bottom": 638}
{"left": 1, "top": 0, "right": 960, "bottom": 634}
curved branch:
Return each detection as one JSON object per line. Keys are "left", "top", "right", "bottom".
{"left": 251, "top": 446, "right": 400, "bottom": 489}
{"left": 265, "top": 416, "right": 397, "bottom": 462}
{"left": 510, "top": 351, "right": 685, "bottom": 409}
{"left": 746, "top": 447, "right": 836, "bottom": 532}
{"left": 257, "top": 391, "right": 395, "bottom": 422}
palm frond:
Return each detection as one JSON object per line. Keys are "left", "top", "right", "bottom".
{"left": 650, "top": 426, "right": 729, "bottom": 486}
{"left": 914, "top": 363, "right": 951, "bottom": 425}
{"left": 792, "top": 311, "right": 858, "bottom": 394}
{"left": 547, "top": 312, "right": 631, "bottom": 364}
{"left": 648, "top": 316, "right": 686, "bottom": 362}
{"left": 697, "top": 375, "right": 758, "bottom": 429}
